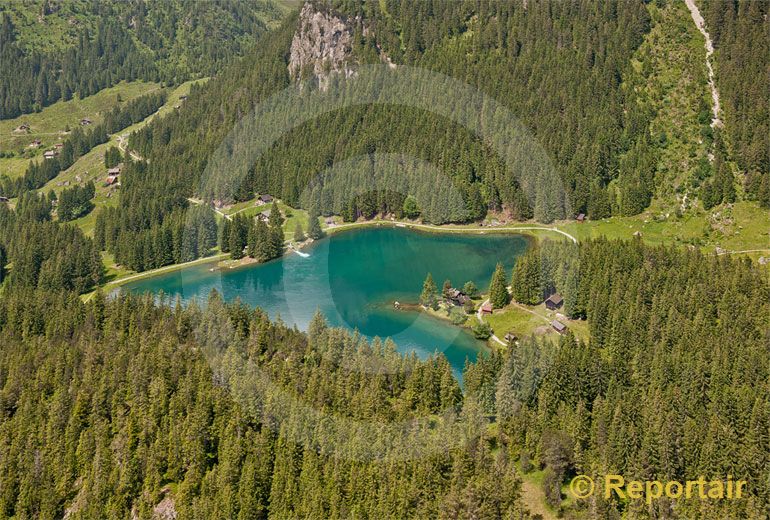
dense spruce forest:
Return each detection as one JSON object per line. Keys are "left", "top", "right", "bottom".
{"left": 90, "top": 0, "right": 770, "bottom": 272}
{"left": 701, "top": 0, "right": 770, "bottom": 207}
{"left": 0, "top": 1, "right": 769, "bottom": 518}
{"left": 99, "top": 0, "right": 653, "bottom": 272}
{"left": 0, "top": 239, "right": 767, "bottom": 518}
{"left": 0, "top": 0, "right": 284, "bottom": 119}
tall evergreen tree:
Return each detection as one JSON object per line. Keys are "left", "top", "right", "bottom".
{"left": 489, "top": 262, "right": 510, "bottom": 309}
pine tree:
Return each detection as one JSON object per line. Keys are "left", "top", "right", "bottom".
{"left": 442, "top": 279, "right": 452, "bottom": 298}
{"left": 420, "top": 273, "right": 438, "bottom": 308}
{"left": 307, "top": 209, "right": 323, "bottom": 240}
{"left": 489, "top": 263, "right": 510, "bottom": 309}
{"left": 293, "top": 222, "right": 305, "bottom": 242}
{"left": 228, "top": 215, "right": 247, "bottom": 260}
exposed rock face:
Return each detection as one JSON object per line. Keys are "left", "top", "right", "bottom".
{"left": 288, "top": 2, "right": 359, "bottom": 90}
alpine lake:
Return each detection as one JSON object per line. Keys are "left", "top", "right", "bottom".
{"left": 123, "top": 226, "right": 530, "bottom": 378}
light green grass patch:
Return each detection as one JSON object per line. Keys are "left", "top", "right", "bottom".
{"left": 37, "top": 80, "right": 204, "bottom": 235}
{"left": 0, "top": 81, "right": 160, "bottom": 163}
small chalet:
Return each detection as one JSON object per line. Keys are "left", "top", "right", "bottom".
{"left": 179, "top": 95, "right": 188, "bottom": 101}
{"left": 0, "top": 196, "right": 9, "bottom": 203}
{"left": 257, "top": 209, "right": 271, "bottom": 222}
{"left": 576, "top": 213, "right": 586, "bottom": 223}
{"left": 43, "top": 150, "right": 57, "bottom": 160}
{"left": 14, "top": 123, "right": 30, "bottom": 133}
{"left": 29, "top": 139, "right": 42, "bottom": 148}
{"left": 105, "top": 175, "right": 119, "bottom": 186}
{"left": 551, "top": 320, "right": 567, "bottom": 334}
{"left": 480, "top": 302, "right": 493, "bottom": 314}
{"left": 257, "top": 194, "right": 274, "bottom": 205}
{"left": 80, "top": 118, "right": 92, "bottom": 126}
{"left": 54, "top": 142, "right": 64, "bottom": 149}
{"left": 107, "top": 166, "right": 122, "bottom": 176}
{"left": 545, "top": 293, "right": 563, "bottom": 310}
{"left": 504, "top": 332, "right": 518, "bottom": 343}
{"left": 447, "top": 288, "right": 469, "bottom": 306}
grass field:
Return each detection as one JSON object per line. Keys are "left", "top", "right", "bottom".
{"left": 0, "top": 81, "right": 160, "bottom": 155}
{"left": 485, "top": 301, "right": 590, "bottom": 344}
{"left": 0, "top": 81, "right": 161, "bottom": 179}
{"left": 559, "top": 201, "right": 770, "bottom": 257}
{"left": 222, "top": 198, "right": 314, "bottom": 241}
{"left": 33, "top": 80, "right": 206, "bottom": 235}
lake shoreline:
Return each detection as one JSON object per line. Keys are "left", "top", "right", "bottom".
{"left": 98, "top": 218, "right": 563, "bottom": 293}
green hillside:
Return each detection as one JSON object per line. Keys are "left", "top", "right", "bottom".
{"left": 0, "top": 0, "right": 289, "bottom": 119}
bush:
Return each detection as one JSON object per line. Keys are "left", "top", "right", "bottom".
{"left": 472, "top": 322, "right": 492, "bottom": 339}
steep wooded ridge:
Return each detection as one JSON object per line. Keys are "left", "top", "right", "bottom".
{"left": 0, "top": 0, "right": 285, "bottom": 119}
{"left": 700, "top": 0, "right": 770, "bottom": 206}
{"left": 97, "top": 0, "right": 654, "bottom": 270}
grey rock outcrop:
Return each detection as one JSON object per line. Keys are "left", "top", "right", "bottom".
{"left": 288, "top": 2, "right": 359, "bottom": 91}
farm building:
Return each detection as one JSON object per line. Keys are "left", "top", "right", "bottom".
{"left": 551, "top": 320, "right": 567, "bottom": 334}
{"left": 480, "top": 302, "right": 493, "bottom": 314}
{"left": 257, "top": 194, "right": 274, "bottom": 205}
{"left": 545, "top": 293, "right": 563, "bottom": 310}
{"left": 447, "top": 288, "right": 469, "bottom": 306}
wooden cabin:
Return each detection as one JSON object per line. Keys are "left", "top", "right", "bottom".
{"left": 257, "top": 194, "right": 274, "bottom": 205}
{"left": 576, "top": 213, "right": 586, "bottom": 223}
{"left": 551, "top": 320, "right": 567, "bottom": 334}
{"left": 480, "top": 302, "right": 493, "bottom": 314}
{"left": 504, "top": 332, "right": 518, "bottom": 343}
{"left": 80, "top": 118, "right": 92, "bottom": 126}
{"left": 545, "top": 293, "right": 563, "bottom": 310}
{"left": 447, "top": 288, "right": 469, "bottom": 306}
{"left": 29, "top": 139, "right": 42, "bottom": 148}
{"left": 43, "top": 150, "right": 56, "bottom": 159}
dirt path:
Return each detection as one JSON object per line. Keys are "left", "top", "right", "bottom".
{"left": 684, "top": 0, "right": 722, "bottom": 128}
{"left": 476, "top": 298, "right": 507, "bottom": 346}
{"left": 716, "top": 248, "right": 770, "bottom": 256}
{"left": 187, "top": 197, "right": 231, "bottom": 221}
{"left": 331, "top": 221, "right": 579, "bottom": 244}
{"left": 116, "top": 134, "right": 144, "bottom": 162}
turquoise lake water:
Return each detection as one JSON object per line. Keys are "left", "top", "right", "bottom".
{"left": 123, "top": 227, "right": 529, "bottom": 376}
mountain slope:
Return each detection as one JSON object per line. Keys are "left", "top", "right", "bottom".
{"left": 0, "top": 0, "right": 288, "bottom": 119}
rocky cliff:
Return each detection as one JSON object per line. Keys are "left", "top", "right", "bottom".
{"left": 288, "top": 2, "right": 360, "bottom": 90}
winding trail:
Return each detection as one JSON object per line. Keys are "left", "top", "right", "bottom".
{"left": 330, "top": 221, "right": 578, "bottom": 244}
{"left": 476, "top": 298, "right": 507, "bottom": 347}
{"left": 716, "top": 248, "right": 770, "bottom": 256}
{"left": 187, "top": 197, "right": 231, "bottom": 220}
{"left": 684, "top": 0, "right": 722, "bottom": 128}
{"left": 116, "top": 134, "right": 144, "bottom": 162}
